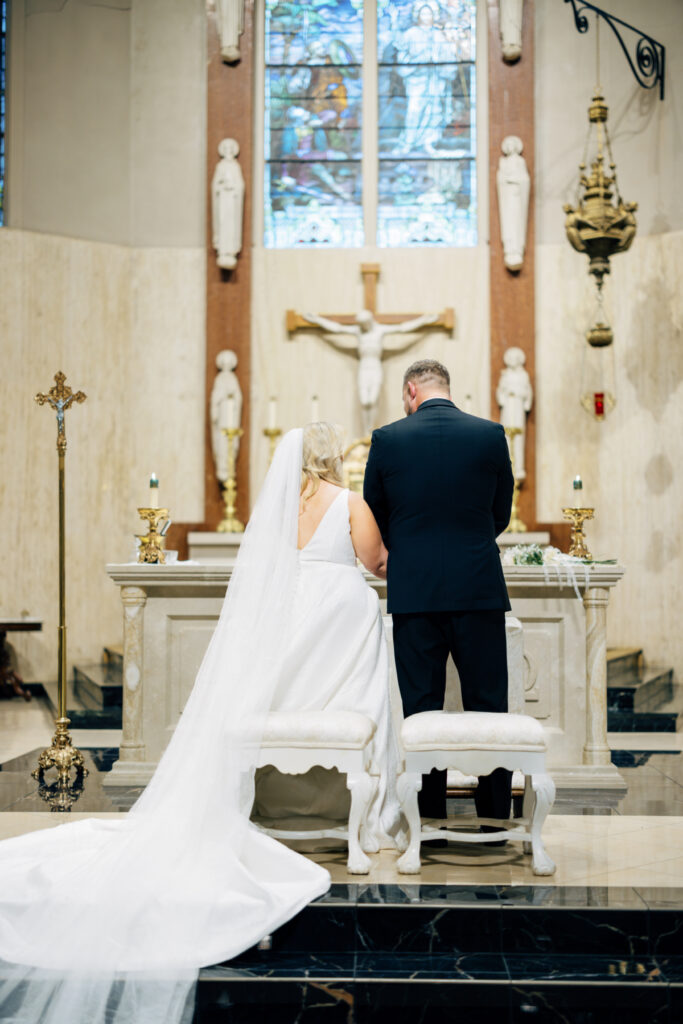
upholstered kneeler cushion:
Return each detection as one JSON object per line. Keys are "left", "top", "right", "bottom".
{"left": 402, "top": 711, "right": 546, "bottom": 751}
{"left": 261, "top": 710, "right": 376, "bottom": 749}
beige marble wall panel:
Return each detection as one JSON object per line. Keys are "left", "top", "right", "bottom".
{"left": 250, "top": 247, "right": 490, "bottom": 495}
{"left": 7, "top": 0, "right": 208, "bottom": 248}
{"left": 12, "top": 0, "right": 131, "bottom": 242}
{"left": 535, "top": 0, "right": 683, "bottom": 245}
{"left": 536, "top": 230, "right": 683, "bottom": 676}
{"left": 129, "top": 0, "right": 207, "bottom": 248}
{"left": 0, "top": 229, "right": 206, "bottom": 684}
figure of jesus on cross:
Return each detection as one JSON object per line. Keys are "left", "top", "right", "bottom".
{"left": 287, "top": 264, "right": 454, "bottom": 436}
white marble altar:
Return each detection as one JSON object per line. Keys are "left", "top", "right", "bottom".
{"left": 187, "top": 533, "right": 241, "bottom": 564}
{"left": 104, "top": 562, "right": 626, "bottom": 803}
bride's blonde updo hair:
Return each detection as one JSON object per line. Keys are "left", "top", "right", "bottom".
{"left": 301, "top": 422, "right": 344, "bottom": 498}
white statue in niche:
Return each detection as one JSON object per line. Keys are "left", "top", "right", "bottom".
{"left": 496, "top": 135, "right": 530, "bottom": 272}
{"left": 211, "top": 139, "right": 244, "bottom": 270}
{"left": 216, "top": 0, "right": 244, "bottom": 63}
{"left": 499, "top": 0, "right": 524, "bottom": 62}
{"left": 210, "top": 350, "right": 242, "bottom": 483}
{"left": 496, "top": 346, "right": 532, "bottom": 481}
{"left": 301, "top": 309, "right": 438, "bottom": 436}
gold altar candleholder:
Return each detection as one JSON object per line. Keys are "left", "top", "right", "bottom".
{"left": 32, "top": 372, "right": 89, "bottom": 784}
{"left": 561, "top": 506, "right": 595, "bottom": 560}
{"left": 263, "top": 426, "right": 282, "bottom": 465}
{"left": 137, "top": 507, "right": 170, "bottom": 563}
{"left": 504, "top": 426, "right": 527, "bottom": 533}
{"left": 218, "top": 427, "right": 245, "bottom": 533}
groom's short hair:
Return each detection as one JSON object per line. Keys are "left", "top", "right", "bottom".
{"left": 403, "top": 359, "right": 451, "bottom": 390}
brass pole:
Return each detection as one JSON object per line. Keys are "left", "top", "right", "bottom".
{"left": 32, "top": 372, "right": 88, "bottom": 785}
{"left": 58, "top": 447, "right": 67, "bottom": 720}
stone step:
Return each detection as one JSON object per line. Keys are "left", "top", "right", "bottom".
{"left": 41, "top": 678, "right": 122, "bottom": 729}
{"left": 607, "top": 646, "right": 644, "bottom": 682}
{"left": 195, "top": 885, "right": 683, "bottom": 1022}
{"left": 608, "top": 683, "right": 683, "bottom": 733}
{"left": 73, "top": 662, "right": 122, "bottom": 711}
{"left": 608, "top": 665, "right": 674, "bottom": 712}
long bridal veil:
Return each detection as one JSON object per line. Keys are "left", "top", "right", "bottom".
{"left": 0, "top": 428, "right": 329, "bottom": 1023}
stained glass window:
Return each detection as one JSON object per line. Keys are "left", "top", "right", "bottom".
{"left": 262, "top": 0, "right": 477, "bottom": 249}
{"left": 264, "top": 0, "right": 364, "bottom": 248}
{"left": 0, "top": 0, "right": 7, "bottom": 226}
{"left": 377, "top": 0, "right": 477, "bottom": 247}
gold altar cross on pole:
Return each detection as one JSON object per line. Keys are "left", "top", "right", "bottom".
{"left": 286, "top": 263, "right": 455, "bottom": 334}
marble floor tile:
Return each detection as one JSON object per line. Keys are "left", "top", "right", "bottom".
{"left": 0, "top": 811, "right": 125, "bottom": 841}
{"left": 308, "top": 817, "right": 683, "bottom": 888}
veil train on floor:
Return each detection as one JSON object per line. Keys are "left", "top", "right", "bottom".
{"left": 0, "top": 429, "right": 330, "bottom": 1024}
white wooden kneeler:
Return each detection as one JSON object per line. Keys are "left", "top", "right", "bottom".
{"left": 397, "top": 710, "right": 556, "bottom": 876}
{"left": 255, "top": 710, "right": 379, "bottom": 874}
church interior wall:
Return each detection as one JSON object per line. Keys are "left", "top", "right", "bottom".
{"left": 534, "top": 1, "right": 683, "bottom": 676}
{"left": 1, "top": 0, "right": 207, "bottom": 683}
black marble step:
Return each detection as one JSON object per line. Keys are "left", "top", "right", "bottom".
{"left": 73, "top": 661, "right": 122, "bottom": 710}
{"left": 608, "top": 665, "right": 674, "bottom": 712}
{"left": 608, "top": 684, "right": 683, "bottom": 733}
{"left": 41, "top": 678, "right": 122, "bottom": 729}
{"left": 194, "top": 885, "right": 683, "bottom": 1023}
{"left": 607, "top": 647, "right": 644, "bottom": 683}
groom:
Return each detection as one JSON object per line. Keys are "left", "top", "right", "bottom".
{"left": 363, "top": 359, "right": 515, "bottom": 826}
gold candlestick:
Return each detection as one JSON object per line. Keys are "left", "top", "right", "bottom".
{"left": 504, "top": 426, "right": 527, "bottom": 533}
{"left": 137, "top": 507, "right": 170, "bottom": 563}
{"left": 561, "top": 506, "right": 595, "bottom": 560}
{"left": 32, "top": 372, "right": 88, "bottom": 784}
{"left": 263, "top": 426, "right": 282, "bottom": 465}
{"left": 217, "top": 427, "right": 245, "bottom": 533}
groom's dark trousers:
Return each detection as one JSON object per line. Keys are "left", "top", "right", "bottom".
{"left": 364, "top": 398, "right": 515, "bottom": 821}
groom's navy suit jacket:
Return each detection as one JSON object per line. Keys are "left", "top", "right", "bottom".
{"left": 363, "top": 398, "right": 514, "bottom": 615}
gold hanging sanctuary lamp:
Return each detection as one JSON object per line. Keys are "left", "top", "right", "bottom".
{"left": 561, "top": 0, "right": 667, "bottom": 421}
{"left": 563, "top": 56, "right": 637, "bottom": 420}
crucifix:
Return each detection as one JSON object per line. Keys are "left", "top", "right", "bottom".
{"left": 287, "top": 264, "right": 455, "bottom": 436}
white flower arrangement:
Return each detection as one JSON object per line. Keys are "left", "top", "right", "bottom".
{"left": 501, "top": 544, "right": 603, "bottom": 599}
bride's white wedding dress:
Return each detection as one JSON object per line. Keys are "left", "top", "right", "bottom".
{"left": 0, "top": 430, "right": 396, "bottom": 1024}
{"left": 254, "top": 487, "right": 403, "bottom": 847}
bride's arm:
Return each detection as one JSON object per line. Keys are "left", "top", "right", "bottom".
{"left": 348, "top": 492, "right": 389, "bottom": 578}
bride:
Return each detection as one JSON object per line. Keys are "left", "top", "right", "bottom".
{"left": 255, "top": 421, "right": 402, "bottom": 847}
{"left": 0, "top": 424, "right": 401, "bottom": 1024}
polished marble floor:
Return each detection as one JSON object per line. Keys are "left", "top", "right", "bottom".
{"left": 1, "top": 696, "right": 683, "bottom": 892}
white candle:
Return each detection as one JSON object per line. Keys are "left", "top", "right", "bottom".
{"left": 571, "top": 475, "right": 585, "bottom": 508}
{"left": 268, "top": 396, "right": 278, "bottom": 430}
{"left": 226, "top": 393, "right": 236, "bottom": 430}
{"left": 149, "top": 473, "right": 159, "bottom": 509}
{"left": 311, "top": 394, "right": 320, "bottom": 422}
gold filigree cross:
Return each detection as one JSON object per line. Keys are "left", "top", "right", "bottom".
{"left": 35, "top": 371, "right": 87, "bottom": 451}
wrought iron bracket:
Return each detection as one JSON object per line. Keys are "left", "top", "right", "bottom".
{"left": 565, "top": 0, "right": 665, "bottom": 100}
